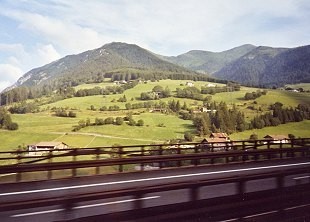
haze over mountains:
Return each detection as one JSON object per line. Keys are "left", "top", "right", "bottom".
{"left": 6, "top": 42, "right": 310, "bottom": 91}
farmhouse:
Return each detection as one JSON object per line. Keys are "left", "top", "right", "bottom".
{"left": 263, "top": 135, "right": 289, "bottom": 143}
{"left": 200, "top": 138, "right": 231, "bottom": 151}
{"left": 210, "top": 133, "right": 229, "bottom": 140}
{"left": 200, "top": 107, "right": 217, "bottom": 113}
{"left": 28, "top": 141, "right": 69, "bottom": 152}
{"left": 206, "top": 83, "right": 216, "bottom": 87}
{"left": 185, "top": 82, "right": 194, "bottom": 87}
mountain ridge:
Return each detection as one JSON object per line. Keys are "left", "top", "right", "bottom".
{"left": 6, "top": 42, "right": 195, "bottom": 91}
{"left": 161, "top": 44, "right": 257, "bottom": 74}
{"left": 214, "top": 45, "right": 310, "bottom": 86}
{"left": 4, "top": 42, "right": 310, "bottom": 92}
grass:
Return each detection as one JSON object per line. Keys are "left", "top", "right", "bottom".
{"left": 1, "top": 80, "right": 309, "bottom": 152}
{"left": 285, "top": 83, "right": 310, "bottom": 91}
{"left": 229, "top": 120, "right": 310, "bottom": 141}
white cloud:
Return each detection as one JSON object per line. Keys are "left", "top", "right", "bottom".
{"left": 36, "top": 44, "right": 61, "bottom": 64}
{"left": 0, "top": 0, "right": 309, "bottom": 87}
{"left": 0, "top": 63, "right": 23, "bottom": 91}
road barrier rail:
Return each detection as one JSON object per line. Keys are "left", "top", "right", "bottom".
{"left": 0, "top": 138, "right": 309, "bottom": 182}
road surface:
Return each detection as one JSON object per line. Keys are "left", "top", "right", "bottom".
{"left": 0, "top": 158, "right": 309, "bottom": 221}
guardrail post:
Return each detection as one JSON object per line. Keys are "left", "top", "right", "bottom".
{"left": 237, "top": 179, "right": 245, "bottom": 201}
{"left": 276, "top": 174, "right": 285, "bottom": 219}
{"left": 119, "top": 147, "right": 123, "bottom": 172}
{"left": 225, "top": 142, "right": 229, "bottom": 163}
{"left": 194, "top": 145, "right": 199, "bottom": 166}
{"left": 62, "top": 196, "right": 75, "bottom": 221}
{"left": 95, "top": 149, "right": 100, "bottom": 175}
{"left": 290, "top": 140, "right": 295, "bottom": 158}
{"left": 190, "top": 184, "right": 199, "bottom": 202}
{"left": 134, "top": 193, "right": 143, "bottom": 210}
{"left": 159, "top": 145, "right": 163, "bottom": 169}
{"left": 140, "top": 146, "right": 145, "bottom": 171}
{"left": 177, "top": 145, "right": 182, "bottom": 167}
{"left": 47, "top": 150, "right": 53, "bottom": 179}
{"left": 16, "top": 148, "right": 22, "bottom": 182}
{"left": 279, "top": 143, "right": 283, "bottom": 159}
{"left": 72, "top": 149, "right": 77, "bottom": 177}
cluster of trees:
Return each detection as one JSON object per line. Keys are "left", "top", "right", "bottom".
{"left": 89, "top": 105, "right": 121, "bottom": 111}
{"left": 191, "top": 101, "right": 310, "bottom": 137}
{"left": 72, "top": 113, "right": 144, "bottom": 131}
{"left": 8, "top": 102, "right": 40, "bottom": 114}
{"left": 0, "top": 87, "right": 43, "bottom": 106}
{"left": 140, "top": 85, "right": 171, "bottom": 100}
{"left": 176, "top": 87, "right": 211, "bottom": 102}
{"left": 52, "top": 108, "right": 77, "bottom": 118}
{"left": 193, "top": 102, "right": 246, "bottom": 136}
{"left": 201, "top": 83, "right": 241, "bottom": 95}
{"left": 0, "top": 108, "right": 18, "bottom": 130}
{"left": 250, "top": 102, "right": 309, "bottom": 129}
{"left": 244, "top": 90, "right": 268, "bottom": 100}
{"left": 110, "top": 71, "right": 228, "bottom": 84}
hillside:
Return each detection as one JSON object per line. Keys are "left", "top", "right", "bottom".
{"left": 7, "top": 42, "right": 195, "bottom": 90}
{"left": 214, "top": 45, "right": 310, "bottom": 87}
{"left": 162, "top": 44, "right": 256, "bottom": 74}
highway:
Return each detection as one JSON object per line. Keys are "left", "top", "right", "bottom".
{"left": 0, "top": 158, "right": 310, "bottom": 222}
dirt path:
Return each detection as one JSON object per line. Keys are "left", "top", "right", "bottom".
{"left": 51, "top": 132, "right": 164, "bottom": 143}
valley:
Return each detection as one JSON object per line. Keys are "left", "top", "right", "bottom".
{"left": 0, "top": 79, "right": 309, "bottom": 151}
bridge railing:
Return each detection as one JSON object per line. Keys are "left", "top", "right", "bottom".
{"left": 0, "top": 165, "right": 309, "bottom": 221}
{"left": 0, "top": 138, "right": 309, "bottom": 183}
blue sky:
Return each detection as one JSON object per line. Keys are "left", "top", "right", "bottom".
{"left": 0, "top": 0, "right": 309, "bottom": 91}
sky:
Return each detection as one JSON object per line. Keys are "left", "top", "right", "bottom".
{"left": 0, "top": 0, "right": 309, "bottom": 91}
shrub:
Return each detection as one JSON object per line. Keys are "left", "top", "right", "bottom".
{"left": 115, "top": 117, "right": 124, "bottom": 125}
{"left": 136, "top": 119, "right": 144, "bottom": 126}
{"left": 7, "top": 122, "right": 18, "bottom": 130}
{"left": 184, "top": 132, "right": 194, "bottom": 142}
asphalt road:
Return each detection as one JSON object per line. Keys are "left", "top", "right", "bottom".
{"left": 0, "top": 158, "right": 309, "bottom": 222}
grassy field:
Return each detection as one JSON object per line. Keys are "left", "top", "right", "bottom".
{"left": 1, "top": 80, "right": 309, "bottom": 152}
{"left": 229, "top": 120, "right": 310, "bottom": 141}
{"left": 285, "top": 83, "right": 310, "bottom": 91}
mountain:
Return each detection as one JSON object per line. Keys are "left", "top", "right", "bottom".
{"left": 8, "top": 42, "right": 194, "bottom": 90}
{"left": 162, "top": 44, "right": 256, "bottom": 74}
{"left": 214, "top": 45, "right": 310, "bottom": 87}
{"left": 6, "top": 42, "right": 310, "bottom": 91}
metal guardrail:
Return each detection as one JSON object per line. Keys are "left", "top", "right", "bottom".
{"left": 0, "top": 166, "right": 309, "bottom": 221}
{"left": 0, "top": 138, "right": 309, "bottom": 182}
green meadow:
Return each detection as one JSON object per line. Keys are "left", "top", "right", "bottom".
{"left": 1, "top": 80, "right": 309, "bottom": 151}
